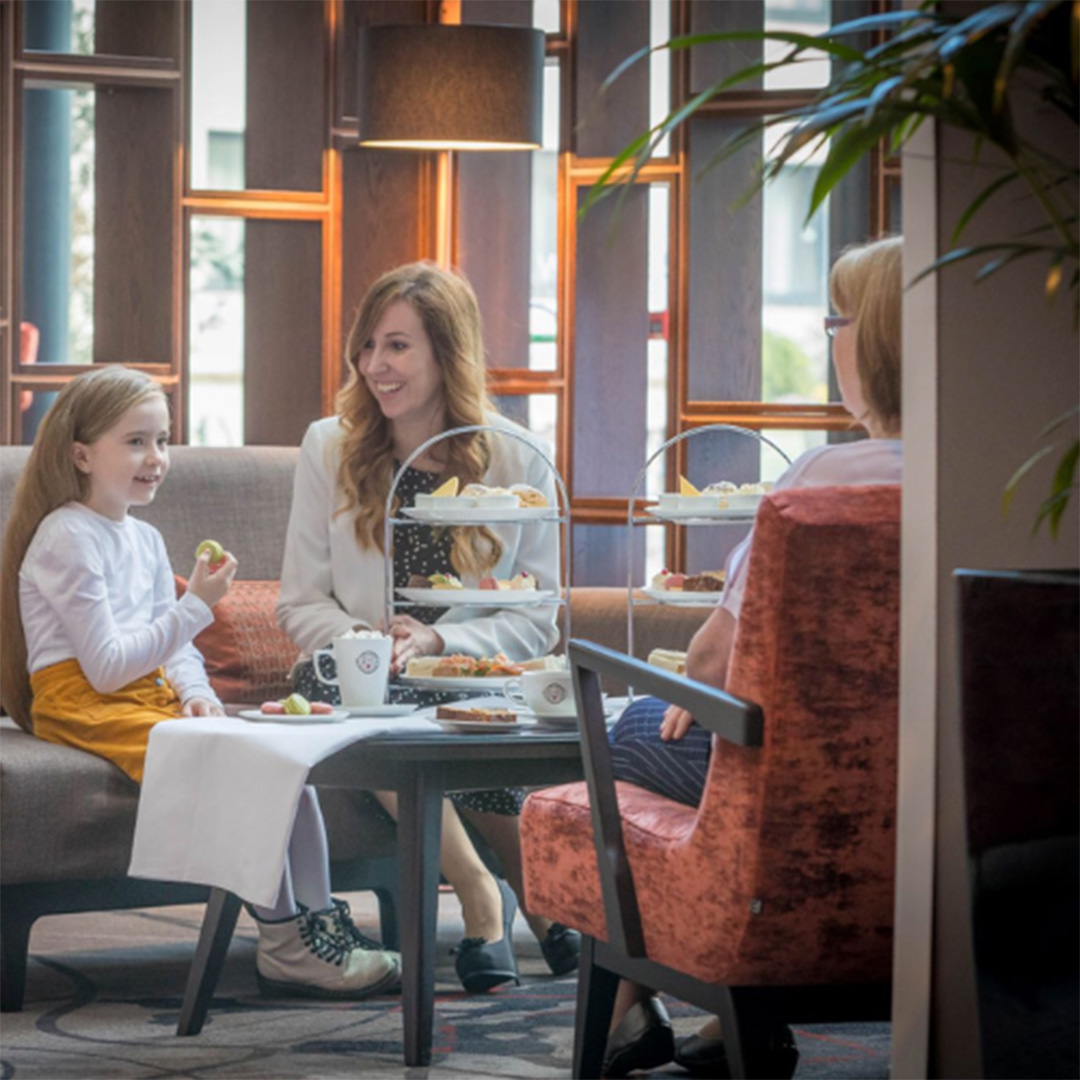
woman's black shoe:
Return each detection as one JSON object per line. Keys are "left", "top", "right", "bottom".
{"left": 673, "top": 1023, "right": 798, "bottom": 1078}
{"left": 453, "top": 878, "right": 520, "bottom": 992}
{"left": 602, "top": 996, "right": 675, "bottom": 1078}
{"left": 540, "top": 922, "right": 581, "bottom": 976}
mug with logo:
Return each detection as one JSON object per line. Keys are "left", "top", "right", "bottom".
{"left": 313, "top": 632, "right": 392, "bottom": 707}
{"left": 504, "top": 669, "right": 576, "bottom": 718}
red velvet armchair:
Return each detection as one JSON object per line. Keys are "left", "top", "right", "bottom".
{"left": 521, "top": 486, "right": 901, "bottom": 1078}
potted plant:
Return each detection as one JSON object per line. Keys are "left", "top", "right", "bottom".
{"left": 589, "top": 0, "right": 1078, "bottom": 535}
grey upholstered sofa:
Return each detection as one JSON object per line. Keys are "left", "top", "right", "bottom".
{"left": 0, "top": 444, "right": 710, "bottom": 1012}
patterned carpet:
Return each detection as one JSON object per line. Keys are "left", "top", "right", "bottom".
{"left": 1, "top": 892, "right": 890, "bottom": 1079}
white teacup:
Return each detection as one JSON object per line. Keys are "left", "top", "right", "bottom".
{"left": 504, "top": 670, "right": 576, "bottom": 718}
{"left": 313, "top": 634, "right": 392, "bottom": 707}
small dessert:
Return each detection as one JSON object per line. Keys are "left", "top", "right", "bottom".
{"left": 414, "top": 476, "right": 466, "bottom": 510}
{"left": 520, "top": 654, "right": 567, "bottom": 672}
{"left": 431, "top": 476, "right": 459, "bottom": 497}
{"left": 260, "top": 700, "right": 286, "bottom": 715}
{"left": 460, "top": 483, "right": 518, "bottom": 510}
{"left": 436, "top": 705, "right": 518, "bottom": 724}
{"left": 507, "top": 571, "right": 537, "bottom": 590}
{"left": 510, "top": 483, "right": 548, "bottom": 508}
{"left": 651, "top": 568, "right": 686, "bottom": 591}
{"left": 683, "top": 572, "right": 725, "bottom": 592}
{"left": 647, "top": 648, "right": 688, "bottom": 675}
{"left": 478, "top": 575, "right": 499, "bottom": 590}
{"left": 406, "top": 653, "right": 525, "bottom": 678}
{"left": 702, "top": 481, "right": 737, "bottom": 496}
{"left": 195, "top": 539, "right": 226, "bottom": 568}
{"left": 407, "top": 573, "right": 432, "bottom": 589}
{"left": 428, "top": 572, "right": 463, "bottom": 590}
{"left": 679, "top": 475, "right": 700, "bottom": 496}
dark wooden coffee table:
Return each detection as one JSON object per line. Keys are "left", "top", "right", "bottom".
{"left": 175, "top": 724, "right": 584, "bottom": 1066}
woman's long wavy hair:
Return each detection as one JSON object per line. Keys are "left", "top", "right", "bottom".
{"left": 336, "top": 261, "right": 503, "bottom": 577}
{"left": 1, "top": 367, "right": 166, "bottom": 732}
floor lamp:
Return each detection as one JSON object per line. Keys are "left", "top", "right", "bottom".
{"left": 356, "top": 24, "right": 545, "bottom": 267}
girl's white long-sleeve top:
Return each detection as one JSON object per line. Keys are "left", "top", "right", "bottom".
{"left": 277, "top": 414, "right": 562, "bottom": 661}
{"left": 19, "top": 502, "right": 218, "bottom": 702}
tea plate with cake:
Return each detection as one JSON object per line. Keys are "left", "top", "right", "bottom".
{"left": 431, "top": 704, "right": 537, "bottom": 734}
{"left": 397, "top": 586, "right": 558, "bottom": 607}
{"left": 402, "top": 505, "right": 558, "bottom": 524}
{"left": 239, "top": 709, "right": 348, "bottom": 724}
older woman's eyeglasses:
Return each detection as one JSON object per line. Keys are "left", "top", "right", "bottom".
{"left": 824, "top": 315, "right": 852, "bottom": 338}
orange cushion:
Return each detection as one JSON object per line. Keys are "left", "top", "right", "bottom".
{"left": 174, "top": 578, "right": 296, "bottom": 705}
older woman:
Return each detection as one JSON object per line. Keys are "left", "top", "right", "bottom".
{"left": 277, "top": 262, "right": 578, "bottom": 991}
{"left": 602, "top": 236, "right": 903, "bottom": 1078}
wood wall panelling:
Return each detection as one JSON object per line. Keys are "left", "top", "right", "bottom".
{"left": 339, "top": 147, "right": 424, "bottom": 378}
{"left": 572, "top": 521, "right": 645, "bottom": 592}
{"left": 246, "top": 0, "right": 325, "bottom": 193}
{"left": 457, "top": 151, "right": 532, "bottom": 370}
{"left": 337, "top": 0, "right": 427, "bottom": 130}
{"left": 688, "top": 0, "right": 763, "bottom": 97}
{"left": 94, "top": 0, "right": 179, "bottom": 63}
{"left": 687, "top": 116, "right": 762, "bottom": 404}
{"left": 243, "top": 218, "right": 323, "bottom": 446}
{"left": 572, "top": 183, "right": 649, "bottom": 495}
{"left": 573, "top": 0, "right": 649, "bottom": 159}
{"left": 93, "top": 85, "right": 174, "bottom": 364}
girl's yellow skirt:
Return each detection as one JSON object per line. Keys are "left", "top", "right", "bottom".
{"left": 30, "top": 659, "right": 184, "bottom": 784}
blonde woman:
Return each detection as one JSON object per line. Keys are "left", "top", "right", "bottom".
{"left": 0, "top": 367, "right": 401, "bottom": 1001}
{"left": 602, "top": 236, "right": 903, "bottom": 1078}
{"left": 277, "top": 261, "right": 578, "bottom": 990}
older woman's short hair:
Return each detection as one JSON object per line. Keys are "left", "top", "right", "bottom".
{"left": 829, "top": 236, "right": 902, "bottom": 434}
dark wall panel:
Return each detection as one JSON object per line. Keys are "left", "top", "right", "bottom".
{"left": 339, "top": 149, "right": 423, "bottom": 370}
{"left": 339, "top": 0, "right": 427, "bottom": 126}
{"left": 573, "top": 184, "right": 649, "bottom": 498}
{"left": 244, "top": 220, "right": 322, "bottom": 446}
{"left": 575, "top": 0, "right": 649, "bottom": 158}
{"left": 93, "top": 86, "right": 173, "bottom": 364}
{"left": 687, "top": 117, "right": 762, "bottom": 404}
{"left": 458, "top": 152, "right": 532, "bottom": 369}
{"left": 246, "top": 0, "right": 324, "bottom": 192}
{"left": 689, "top": 0, "right": 763, "bottom": 95}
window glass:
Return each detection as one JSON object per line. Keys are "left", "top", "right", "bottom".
{"left": 763, "top": 0, "right": 831, "bottom": 90}
{"left": 533, "top": 0, "right": 560, "bottom": 33}
{"left": 649, "top": 0, "right": 671, "bottom": 157}
{"left": 22, "top": 85, "right": 95, "bottom": 367}
{"left": 492, "top": 393, "right": 559, "bottom": 464}
{"left": 188, "top": 217, "right": 245, "bottom": 447}
{"left": 191, "top": 0, "right": 246, "bottom": 191}
{"left": 529, "top": 62, "right": 560, "bottom": 372}
{"left": 23, "top": 0, "right": 179, "bottom": 60}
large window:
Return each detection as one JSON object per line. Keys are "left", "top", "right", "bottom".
{"left": 1, "top": 0, "right": 896, "bottom": 585}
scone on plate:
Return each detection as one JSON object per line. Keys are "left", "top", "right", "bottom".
{"left": 647, "top": 648, "right": 687, "bottom": 675}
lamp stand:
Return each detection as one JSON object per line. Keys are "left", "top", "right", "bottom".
{"left": 435, "top": 149, "right": 455, "bottom": 268}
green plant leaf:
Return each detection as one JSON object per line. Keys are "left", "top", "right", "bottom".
{"left": 995, "top": 1, "right": 1060, "bottom": 112}
{"left": 1003, "top": 444, "right": 1055, "bottom": 516}
{"left": 1039, "top": 403, "right": 1080, "bottom": 438}
{"left": 950, "top": 171, "right": 1020, "bottom": 244}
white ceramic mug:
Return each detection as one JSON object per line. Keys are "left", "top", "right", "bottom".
{"left": 313, "top": 635, "right": 392, "bottom": 707}
{"left": 504, "top": 670, "right": 576, "bottom": 717}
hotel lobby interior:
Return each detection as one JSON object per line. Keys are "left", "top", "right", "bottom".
{"left": 0, "top": 1, "right": 1077, "bottom": 1077}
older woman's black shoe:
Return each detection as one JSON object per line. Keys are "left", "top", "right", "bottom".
{"left": 673, "top": 1023, "right": 798, "bottom": 1078}
{"left": 602, "top": 996, "right": 675, "bottom": 1078}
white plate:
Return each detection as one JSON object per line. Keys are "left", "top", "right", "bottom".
{"left": 396, "top": 587, "right": 558, "bottom": 607}
{"left": 645, "top": 503, "right": 760, "bottom": 523}
{"left": 336, "top": 704, "right": 418, "bottom": 718}
{"left": 401, "top": 506, "right": 558, "bottom": 524}
{"left": 399, "top": 674, "right": 515, "bottom": 692}
{"left": 638, "top": 586, "right": 724, "bottom": 605}
{"left": 238, "top": 709, "right": 347, "bottom": 724}
{"left": 432, "top": 717, "right": 537, "bottom": 734}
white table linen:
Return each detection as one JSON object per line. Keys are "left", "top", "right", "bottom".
{"left": 129, "top": 712, "right": 440, "bottom": 907}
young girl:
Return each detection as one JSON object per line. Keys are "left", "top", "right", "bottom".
{"left": 0, "top": 366, "right": 400, "bottom": 1001}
